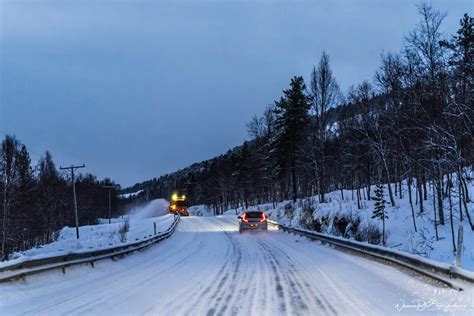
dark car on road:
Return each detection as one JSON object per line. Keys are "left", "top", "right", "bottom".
{"left": 238, "top": 211, "right": 268, "bottom": 233}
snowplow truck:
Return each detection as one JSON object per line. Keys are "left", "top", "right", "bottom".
{"left": 169, "top": 194, "right": 189, "bottom": 216}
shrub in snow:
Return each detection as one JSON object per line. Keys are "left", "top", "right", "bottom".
{"left": 355, "top": 222, "right": 382, "bottom": 245}
{"left": 331, "top": 213, "right": 351, "bottom": 237}
{"left": 284, "top": 203, "right": 294, "bottom": 221}
{"left": 313, "top": 215, "right": 329, "bottom": 233}
{"left": 344, "top": 214, "right": 361, "bottom": 239}
{"left": 299, "top": 199, "right": 316, "bottom": 230}
{"left": 119, "top": 218, "right": 130, "bottom": 243}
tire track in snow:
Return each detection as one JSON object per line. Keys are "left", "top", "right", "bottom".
{"left": 205, "top": 222, "right": 243, "bottom": 316}
{"left": 258, "top": 240, "right": 288, "bottom": 313}
{"left": 164, "top": 217, "right": 238, "bottom": 315}
{"left": 262, "top": 233, "right": 377, "bottom": 315}
{"left": 159, "top": 217, "right": 234, "bottom": 315}
{"left": 18, "top": 218, "right": 207, "bottom": 315}
{"left": 213, "top": 217, "right": 275, "bottom": 316}
{"left": 214, "top": 216, "right": 321, "bottom": 315}
{"left": 216, "top": 229, "right": 258, "bottom": 316}
{"left": 99, "top": 222, "right": 210, "bottom": 314}
{"left": 258, "top": 241, "right": 337, "bottom": 315}
{"left": 260, "top": 240, "right": 328, "bottom": 314}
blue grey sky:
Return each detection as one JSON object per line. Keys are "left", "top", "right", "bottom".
{"left": 1, "top": 0, "right": 471, "bottom": 187}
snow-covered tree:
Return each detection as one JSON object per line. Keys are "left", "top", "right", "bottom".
{"left": 372, "top": 183, "right": 388, "bottom": 246}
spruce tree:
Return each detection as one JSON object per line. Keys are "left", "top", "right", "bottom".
{"left": 372, "top": 183, "right": 388, "bottom": 246}
{"left": 272, "top": 76, "right": 311, "bottom": 202}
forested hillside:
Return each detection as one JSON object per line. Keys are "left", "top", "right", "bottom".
{"left": 126, "top": 5, "right": 473, "bottom": 236}
{"left": 0, "top": 135, "right": 122, "bottom": 260}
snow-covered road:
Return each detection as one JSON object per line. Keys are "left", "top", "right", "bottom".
{"left": 1, "top": 216, "right": 472, "bottom": 315}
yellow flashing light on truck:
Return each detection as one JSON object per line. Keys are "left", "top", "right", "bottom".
{"left": 169, "top": 194, "right": 189, "bottom": 216}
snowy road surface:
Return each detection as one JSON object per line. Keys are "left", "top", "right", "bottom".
{"left": 1, "top": 216, "right": 472, "bottom": 315}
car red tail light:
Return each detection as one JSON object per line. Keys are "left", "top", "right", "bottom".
{"left": 259, "top": 213, "right": 267, "bottom": 223}
{"left": 242, "top": 213, "right": 248, "bottom": 223}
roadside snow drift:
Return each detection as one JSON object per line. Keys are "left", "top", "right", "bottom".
{"left": 1, "top": 199, "right": 173, "bottom": 269}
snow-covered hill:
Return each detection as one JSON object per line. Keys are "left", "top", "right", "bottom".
{"left": 215, "top": 175, "right": 474, "bottom": 271}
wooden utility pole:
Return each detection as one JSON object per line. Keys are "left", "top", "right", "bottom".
{"left": 102, "top": 185, "right": 118, "bottom": 224}
{"left": 60, "top": 164, "right": 85, "bottom": 239}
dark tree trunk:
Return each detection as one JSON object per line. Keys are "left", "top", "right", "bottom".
{"left": 437, "top": 179, "right": 444, "bottom": 225}
{"left": 418, "top": 180, "right": 424, "bottom": 213}
{"left": 408, "top": 177, "right": 417, "bottom": 232}
{"left": 399, "top": 180, "right": 403, "bottom": 199}
{"left": 366, "top": 160, "right": 371, "bottom": 200}
{"left": 459, "top": 181, "right": 464, "bottom": 222}
{"left": 460, "top": 178, "right": 474, "bottom": 231}
{"left": 432, "top": 181, "right": 439, "bottom": 241}
{"left": 448, "top": 182, "right": 456, "bottom": 253}
{"left": 422, "top": 176, "right": 428, "bottom": 201}
{"left": 461, "top": 176, "right": 470, "bottom": 202}
{"left": 356, "top": 186, "right": 361, "bottom": 210}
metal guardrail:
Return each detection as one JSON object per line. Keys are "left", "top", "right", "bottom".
{"left": 0, "top": 215, "right": 180, "bottom": 283}
{"left": 267, "top": 220, "right": 474, "bottom": 291}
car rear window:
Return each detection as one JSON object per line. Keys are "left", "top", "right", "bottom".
{"left": 245, "top": 211, "right": 263, "bottom": 218}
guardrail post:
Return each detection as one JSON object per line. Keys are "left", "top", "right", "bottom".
{"left": 154, "top": 222, "right": 157, "bottom": 235}
{"left": 455, "top": 224, "right": 463, "bottom": 266}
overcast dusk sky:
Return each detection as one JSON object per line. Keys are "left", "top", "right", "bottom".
{"left": 1, "top": 0, "right": 472, "bottom": 187}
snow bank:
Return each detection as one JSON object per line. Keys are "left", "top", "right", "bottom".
{"left": 1, "top": 199, "right": 174, "bottom": 269}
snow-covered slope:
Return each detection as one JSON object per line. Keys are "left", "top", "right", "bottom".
{"left": 219, "top": 175, "right": 474, "bottom": 271}
{"left": 1, "top": 199, "right": 173, "bottom": 268}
